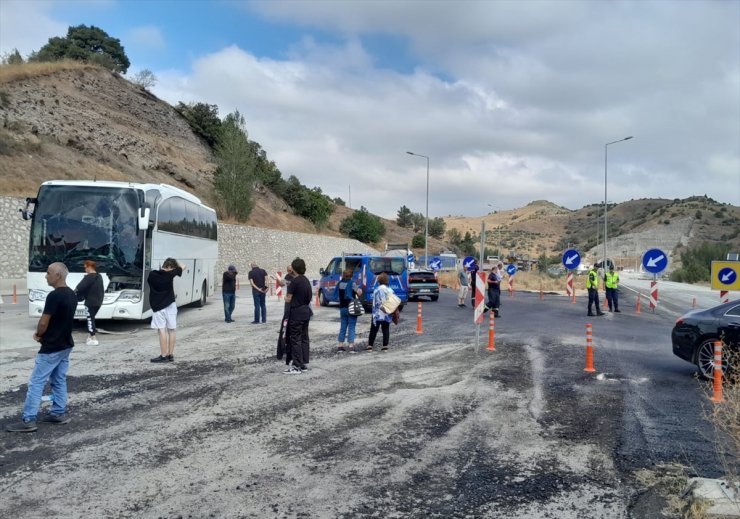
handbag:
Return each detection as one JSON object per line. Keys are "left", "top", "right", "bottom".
{"left": 380, "top": 291, "right": 401, "bottom": 314}
{"left": 348, "top": 296, "right": 364, "bottom": 316}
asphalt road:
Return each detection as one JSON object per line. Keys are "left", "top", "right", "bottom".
{"left": 0, "top": 285, "right": 726, "bottom": 518}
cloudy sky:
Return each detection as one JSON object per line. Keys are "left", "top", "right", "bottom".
{"left": 1, "top": 0, "right": 738, "bottom": 218}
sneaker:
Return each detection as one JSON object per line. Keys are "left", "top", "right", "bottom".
{"left": 381, "top": 346, "right": 389, "bottom": 351}
{"left": 366, "top": 345, "right": 373, "bottom": 351}
{"left": 614, "top": 309, "right": 621, "bottom": 313}
{"left": 250, "top": 321, "right": 260, "bottom": 324}
{"left": 283, "top": 366, "right": 302, "bottom": 375}
{"left": 39, "top": 413, "right": 70, "bottom": 425}
{"left": 596, "top": 312, "right": 605, "bottom": 316}
{"left": 150, "top": 355, "right": 169, "bottom": 363}
{"left": 300, "top": 366, "right": 308, "bottom": 372}
{"left": 86, "top": 337, "right": 99, "bottom": 346}
{"left": 337, "top": 346, "right": 346, "bottom": 352}
{"left": 167, "top": 355, "right": 174, "bottom": 362}
{"left": 6, "top": 420, "right": 37, "bottom": 432}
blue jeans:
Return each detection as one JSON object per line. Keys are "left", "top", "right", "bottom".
{"left": 253, "top": 292, "right": 266, "bottom": 323}
{"left": 338, "top": 307, "right": 358, "bottom": 343}
{"left": 223, "top": 292, "right": 236, "bottom": 321}
{"left": 23, "top": 347, "right": 72, "bottom": 421}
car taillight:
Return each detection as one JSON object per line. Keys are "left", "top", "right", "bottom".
{"left": 675, "top": 317, "right": 685, "bottom": 326}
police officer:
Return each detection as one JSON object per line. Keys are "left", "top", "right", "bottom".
{"left": 586, "top": 265, "right": 605, "bottom": 317}
{"left": 604, "top": 265, "right": 620, "bottom": 312}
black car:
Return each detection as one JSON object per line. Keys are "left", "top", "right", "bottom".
{"left": 671, "top": 300, "right": 740, "bottom": 379}
{"left": 408, "top": 269, "right": 439, "bottom": 302}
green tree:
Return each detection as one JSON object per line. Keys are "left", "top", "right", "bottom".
{"left": 396, "top": 205, "right": 413, "bottom": 228}
{"left": 282, "top": 176, "right": 334, "bottom": 226}
{"left": 213, "top": 110, "right": 255, "bottom": 221}
{"left": 340, "top": 207, "right": 386, "bottom": 243}
{"left": 176, "top": 102, "right": 222, "bottom": 148}
{"left": 411, "top": 234, "right": 425, "bottom": 248}
{"left": 333, "top": 197, "right": 346, "bottom": 206}
{"left": 447, "top": 228, "right": 462, "bottom": 246}
{"left": 1, "top": 49, "right": 24, "bottom": 65}
{"left": 29, "top": 25, "right": 130, "bottom": 73}
{"left": 428, "top": 217, "right": 446, "bottom": 239}
{"left": 411, "top": 212, "right": 425, "bottom": 233}
{"left": 670, "top": 242, "right": 731, "bottom": 283}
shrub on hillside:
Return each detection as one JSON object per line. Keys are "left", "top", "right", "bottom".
{"left": 670, "top": 242, "right": 731, "bottom": 283}
{"left": 340, "top": 207, "right": 385, "bottom": 243}
{"left": 29, "top": 25, "right": 130, "bottom": 74}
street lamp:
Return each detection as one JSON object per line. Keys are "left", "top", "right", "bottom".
{"left": 604, "top": 136, "right": 633, "bottom": 270}
{"left": 407, "top": 151, "right": 430, "bottom": 268}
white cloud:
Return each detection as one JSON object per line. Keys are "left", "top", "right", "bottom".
{"left": 0, "top": 0, "right": 66, "bottom": 58}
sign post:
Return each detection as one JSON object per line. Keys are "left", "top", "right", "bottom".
{"left": 642, "top": 248, "right": 668, "bottom": 312}
{"left": 562, "top": 249, "right": 581, "bottom": 303}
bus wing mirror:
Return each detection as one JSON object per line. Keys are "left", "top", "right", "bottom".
{"left": 138, "top": 207, "right": 150, "bottom": 230}
{"left": 20, "top": 197, "right": 37, "bottom": 220}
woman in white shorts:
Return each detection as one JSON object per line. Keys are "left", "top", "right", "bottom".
{"left": 147, "top": 258, "right": 184, "bottom": 363}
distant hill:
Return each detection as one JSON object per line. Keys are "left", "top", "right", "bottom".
{"left": 0, "top": 62, "right": 737, "bottom": 267}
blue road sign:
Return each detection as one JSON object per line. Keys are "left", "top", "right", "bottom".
{"left": 718, "top": 267, "right": 737, "bottom": 286}
{"left": 463, "top": 256, "right": 477, "bottom": 271}
{"left": 429, "top": 257, "right": 442, "bottom": 271}
{"left": 642, "top": 248, "right": 668, "bottom": 274}
{"left": 506, "top": 264, "right": 517, "bottom": 276}
{"left": 562, "top": 249, "right": 581, "bottom": 270}
{"left": 407, "top": 253, "right": 415, "bottom": 264}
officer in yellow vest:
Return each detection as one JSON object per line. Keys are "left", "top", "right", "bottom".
{"left": 604, "top": 265, "right": 620, "bottom": 312}
{"left": 586, "top": 265, "right": 605, "bottom": 317}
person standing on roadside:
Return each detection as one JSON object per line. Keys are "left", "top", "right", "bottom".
{"left": 457, "top": 266, "right": 469, "bottom": 307}
{"left": 283, "top": 258, "right": 312, "bottom": 374}
{"left": 248, "top": 262, "right": 269, "bottom": 324}
{"left": 367, "top": 273, "right": 394, "bottom": 352}
{"left": 604, "top": 265, "right": 621, "bottom": 312}
{"left": 469, "top": 262, "right": 479, "bottom": 307}
{"left": 75, "top": 259, "right": 104, "bottom": 345}
{"left": 148, "top": 258, "right": 184, "bottom": 362}
{"left": 336, "top": 268, "right": 362, "bottom": 352}
{"left": 586, "top": 264, "right": 605, "bottom": 317}
{"left": 222, "top": 264, "right": 238, "bottom": 323}
{"left": 487, "top": 264, "right": 502, "bottom": 318}
{"left": 7, "top": 262, "right": 77, "bottom": 432}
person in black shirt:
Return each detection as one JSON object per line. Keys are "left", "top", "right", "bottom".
{"left": 148, "top": 258, "right": 184, "bottom": 363}
{"left": 7, "top": 262, "right": 78, "bottom": 432}
{"left": 75, "top": 259, "right": 104, "bottom": 345}
{"left": 222, "top": 264, "right": 238, "bottom": 323}
{"left": 248, "top": 262, "right": 269, "bottom": 324}
{"left": 283, "top": 258, "right": 312, "bottom": 374}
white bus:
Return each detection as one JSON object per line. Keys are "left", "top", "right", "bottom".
{"left": 22, "top": 180, "right": 218, "bottom": 320}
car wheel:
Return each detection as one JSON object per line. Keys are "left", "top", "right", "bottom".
{"left": 319, "top": 289, "right": 329, "bottom": 307}
{"left": 695, "top": 338, "right": 728, "bottom": 380}
{"left": 431, "top": 295, "right": 439, "bottom": 302}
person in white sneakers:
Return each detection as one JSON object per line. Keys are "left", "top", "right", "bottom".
{"left": 74, "top": 260, "right": 104, "bottom": 346}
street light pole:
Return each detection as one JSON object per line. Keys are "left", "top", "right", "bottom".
{"left": 604, "top": 136, "right": 633, "bottom": 270}
{"left": 407, "top": 151, "right": 430, "bottom": 268}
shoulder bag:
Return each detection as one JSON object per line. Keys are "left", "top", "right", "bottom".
{"left": 348, "top": 296, "right": 364, "bottom": 316}
{"left": 380, "top": 291, "right": 401, "bottom": 314}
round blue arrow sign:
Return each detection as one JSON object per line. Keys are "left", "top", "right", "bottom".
{"left": 506, "top": 264, "right": 517, "bottom": 276}
{"left": 718, "top": 267, "right": 737, "bottom": 286}
{"left": 463, "top": 256, "right": 477, "bottom": 271}
{"left": 407, "top": 253, "right": 415, "bottom": 264}
{"left": 562, "top": 249, "right": 581, "bottom": 269}
{"left": 642, "top": 248, "right": 668, "bottom": 274}
{"left": 429, "top": 257, "right": 442, "bottom": 271}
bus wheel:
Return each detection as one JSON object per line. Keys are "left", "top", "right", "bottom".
{"left": 196, "top": 280, "right": 207, "bottom": 307}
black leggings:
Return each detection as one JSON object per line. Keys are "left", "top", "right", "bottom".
{"left": 368, "top": 320, "right": 389, "bottom": 347}
{"left": 86, "top": 305, "right": 100, "bottom": 335}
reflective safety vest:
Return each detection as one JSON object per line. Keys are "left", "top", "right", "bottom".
{"left": 586, "top": 270, "right": 599, "bottom": 289}
{"left": 605, "top": 271, "right": 619, "bottom": 289}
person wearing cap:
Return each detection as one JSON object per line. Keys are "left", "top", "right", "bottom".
{"left": 222, "top": 264, "right": 238, "bottom": 323}
{"left": 604, "top": 265, "right": 620, "bottom": 312}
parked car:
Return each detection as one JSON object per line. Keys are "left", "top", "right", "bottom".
{"left": 671, "top": 300, "right": 740, "bottom": 379}
{"left": 408, "top": 269, "right": 439, "bottom": 302}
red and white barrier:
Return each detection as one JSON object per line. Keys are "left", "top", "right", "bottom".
{"left": 720, "top": 290, "right": 729, "bottom": 304}
{"left": 474, "top": 272, "right": 487, "bottom": 325}
{"left": 275, "top": 272, "right": 283, "bottom": 300}
{"left": 649, "top": 281, "right": 658, "bottom": 311}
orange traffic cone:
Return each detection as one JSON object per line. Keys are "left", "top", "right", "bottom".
{"left": 584, "top": 323, "right": 595, "bottom": 372}
{"left": 487, "top": 311, "right": 495, "bottom": 351}
{"left": 315, "top": 287, "right": 320, "bottom": 308}
{"left": 710, "top": 341, "right": 724, "bottom": 403}
{"left": 12, "top": 284, "right": 17, "bottom": 304}
{"left": 415, "top": 302, "right": 423, "bottom": 334}
{"left": 636, "top": 294, "right": 641, "bottom": 314}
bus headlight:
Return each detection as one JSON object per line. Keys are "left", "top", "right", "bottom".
{"left": 29, "top": 289, "right": 48, "bottom": 302}
{"left": 116, "top": 290, "right": 142, "bottom": 303}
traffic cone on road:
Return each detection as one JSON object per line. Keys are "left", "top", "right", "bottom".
{"left": 415, "top": 302, "right": 423, "bottom": 334}
{"left": 584, "top": 323, "right": 595, "bottom": 373}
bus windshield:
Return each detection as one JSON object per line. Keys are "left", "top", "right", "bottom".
{"left": 29, "top": 185, "right": 144, "bottom": 276}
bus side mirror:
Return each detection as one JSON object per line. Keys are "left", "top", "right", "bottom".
{"left": 138, "top": 207, "right": 150, "bottom": 231}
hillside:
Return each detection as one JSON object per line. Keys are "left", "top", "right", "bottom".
{"left": 0, "top": 62, "right": 737, "bottom": 267}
